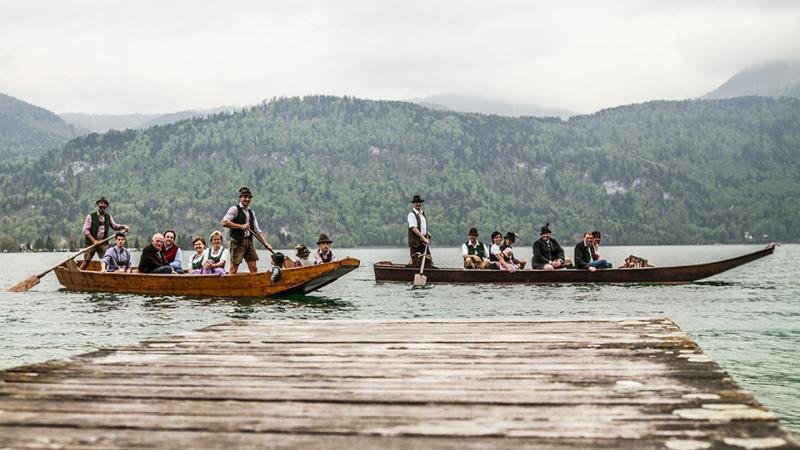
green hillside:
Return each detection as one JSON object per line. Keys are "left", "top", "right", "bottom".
{"left": 0, "top": 93, "right": 80, "bottom": 160}
{"left": 0, "top": 95, "right": 798, "bottom": 249}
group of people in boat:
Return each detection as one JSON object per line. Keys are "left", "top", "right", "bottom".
{"left": 81, "top": 187, "right": 337, "bottom": 275}
{"left": 407, "top": 194, "right": 613, "bottom": 272}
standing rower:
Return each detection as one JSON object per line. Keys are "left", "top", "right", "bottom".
{"left": 221, "top": 186, "right": 272, "bottom": 274}
{"left": 80, "top": 196, "right": 130, "bottom": 270}
{"left": 407, "top": 194, "right": 433, "bottom": 268}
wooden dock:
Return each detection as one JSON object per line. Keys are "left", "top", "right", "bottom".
{"left": 0, "top": 319, "right": 797, "bottom": 449}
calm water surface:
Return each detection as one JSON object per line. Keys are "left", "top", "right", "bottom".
{"left": 1, "top": 244, "right": 798, "bottom": 433}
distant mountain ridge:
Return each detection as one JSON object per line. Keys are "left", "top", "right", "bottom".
{"left": 0, "top": 95, "right": 797, "bottom": 249}
{"left": 60, "top": 107, "right": 235, "bottom": 133}
{"left": 0, "top": 93, "right": 81, "bottom": 160}
{"left": 412, "top": 93, "right": 576, "bottom": 118}
{"left": 703, "top": 62, "right": 800, "bottom": 99}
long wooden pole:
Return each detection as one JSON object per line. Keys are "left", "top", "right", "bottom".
{"left": 7, "top": 234, "right": 119, "bottom": 292}
{"left": 248, "top": 226, "right": 294, "bottom": 266}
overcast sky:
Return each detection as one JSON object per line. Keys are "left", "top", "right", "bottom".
{"left": 1, "top": 0, "right": 799, "bottom": 114}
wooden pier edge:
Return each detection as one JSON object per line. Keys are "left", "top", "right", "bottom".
{"left": 1, "top": 318, "right": 797, "bottom": 449}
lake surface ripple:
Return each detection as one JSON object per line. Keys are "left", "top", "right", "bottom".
{"left": 1, "top": 244, "right": 797, "bottom": 433}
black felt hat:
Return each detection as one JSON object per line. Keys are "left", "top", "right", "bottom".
{"left": 316, "top": 233, "right": 333, "bottom": 245}
{"left": 96, "top": 196, "right": 109, "bottom": 206}
{"left": 271, "top": 252, "right": 285, "bottom": 266}
{"left": 238, "top": 186, "right": 253, "bottom": 197}
{"left": 411, "top": 194, "right": 424, "bottom": 203}
{"left": 468, "top": 227, "right": 479, "bottom": 236}
{"left": 540, "top": 223, "right": 552, "bottom": 235}
{"left": 504, "top": 232, "right": 518, "bottom": 242}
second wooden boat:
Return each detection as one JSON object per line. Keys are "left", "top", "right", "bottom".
{"left": 374, "top": 244, "right": 776, "bottom": 284}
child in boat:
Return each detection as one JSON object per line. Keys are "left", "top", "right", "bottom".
{"left": 270, "top": 252, "right": 285, "bottom": 282}
{"left": 294, "top": 244, "right": 312, "bottom": 267}
{"left": 314, "top": 234, "right": 337, "bottom": 264}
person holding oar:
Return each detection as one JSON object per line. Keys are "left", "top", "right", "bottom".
{"left": 79, "top": 196, "right": 130, "bottom": 270}
{"left": 221, "top": 186, "right": 272, "bottom": 274}
{"left": 407, "top": 194, "right": 434, "bottom": 269}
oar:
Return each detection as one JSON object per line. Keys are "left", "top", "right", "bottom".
{"left": 248, "top": 226, "right": 294, "bottom": 266}
{"left": 413, "top": 243, "right": 429, "bottom": 287}
{"left": 7, "top": 234, "right": 118, "bottom": 292}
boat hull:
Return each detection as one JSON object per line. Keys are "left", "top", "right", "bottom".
{"left": 55, "top": 257, "right": 360, "bottom": 297}
{"left": 374, "top": 245, "right": 775, "bottom": 284}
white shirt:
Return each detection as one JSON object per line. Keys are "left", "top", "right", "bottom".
{"left": 407, "top": 208, "right": 427, "bottom": 235}
{"left": 203, "top": 246, "right": 230, "bottom": 269}
{"left": 490, "top": 244, "right": 503, "bottom": 258}
{"left": 222, "top": 203, "right": 262, "bottom": 236}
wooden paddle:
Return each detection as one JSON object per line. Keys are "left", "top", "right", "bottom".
{"left": 248, "top": 226, "right": 294, "bottom": 267}
{"left": 7, "top": 234, "right": 117, "bottom": 292}
{"left": 413, "top": 243, "right": 429, "bottom": 287}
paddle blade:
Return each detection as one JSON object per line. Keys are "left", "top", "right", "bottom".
{"left": 7, "top": 275, "right": 41, "bottom": 292}
{"left": 413, "top": 273, "right": 427, "bottom": 287}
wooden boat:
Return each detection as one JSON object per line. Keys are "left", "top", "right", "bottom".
{"left": 374, "top": 244, "right": 776, "bottom": 285}
{"left": 54, "top": 257, "right": 360, "bottom": 297}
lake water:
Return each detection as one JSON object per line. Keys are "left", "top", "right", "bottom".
{"left": 1, "top": 244, "right": 798, "bottom": 434}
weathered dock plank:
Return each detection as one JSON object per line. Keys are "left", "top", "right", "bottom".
{"left": 0, "top": 319, "right": 797, "bottom": 449}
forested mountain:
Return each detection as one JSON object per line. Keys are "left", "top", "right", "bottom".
{"left": 0, "top": 95, "right": 797, "bottom": 250}
{"left": 61, "top": 107, "right": 235, "bottom": 133}
{"left": 704, "top": 62, "right": 800, "bottom": 99}
{"left": 413, "top": 93, "right": 575, "bottom": 118}
{"left": 0, "top": 93, "right": 80, "bottom": 160}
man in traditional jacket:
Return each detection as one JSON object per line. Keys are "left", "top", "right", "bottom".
{"left": 138, "top": 233, "right": 174, "bottom": 274}
{"left": 462, "top": 227, "right": 489, "bottom": 269}
{"left": 407, "top": 194, "right": 433, "bottom": 268}
{"left": 160, "top": 229, "right": 184, "bottom": 273}
{"left": 80, "top": 196, "right": 130, "bottom": 270}
{"left": 574, "top": 231, "right": 612, "bottom": 271}
{"left": 222, "top": 186, "right": 272, "bottom": 274}
{"left": 531, "top": 223, "right": 571, "bottom": 270}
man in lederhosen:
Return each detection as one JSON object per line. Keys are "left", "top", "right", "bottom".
{"left": 79, "top": 196, "right": 130, "bottom": 270}
{"left": 221, "top": 186, "right": 272, "bottom": 274}
{"left": 407, "top": 194, "right": 434, "bottom": 268}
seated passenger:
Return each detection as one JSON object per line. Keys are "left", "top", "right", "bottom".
{"left": 489, "top": 231, "right": 516, "bottom": 272}
{"left": 138, "top": 233, "right": 174, "bottom": 274}
{"left": 204, "top": 231, "right": 229, "bottom": 274}
{"left": 574, "top": 231, "right": 613, "bottom": 271}
{"left": 501, "top": 232, "right": 526, "bottom": 270}
{"left": 270, "top": 252, "right": 285, "bottom": 282}
{"left": 294, "top": 244, "right": 312, "bottom": 267}
{"left": 100, "top": 232, "right": 132, "bottom": 273}
{"left": 592, "top": 230, "right": 614, "bottom": 269}
{"left": 189, "top": 236, "right": 208, "bottom": 273}
{"left": 190, "top": 233, "right": 227, "bottom": 275}
{"left": 160, "top": 229, "right": 184, "bottom": 274}
{"left": 462, "top": 227, "right": 489, "bottom": 269}
{"left": 314, "top": 234, "right": 337, "bottom": 264}
{"left": 531, "top": 223, "right": 571, "bottom": 270}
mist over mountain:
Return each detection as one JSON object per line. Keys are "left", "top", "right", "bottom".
{"left": 60, "top": 107, "right": 235, "bottom": 133}
{"left": 0, "top": 95, "right": 797, "bottom": 249}
{"left": 412, "top": 93, "right": 576, "bottom": 119}
{"left": 703, "top": 62, "right": 800, "bottom": 100}
{"left": 0, "top": 93, "right": 81, "bottom": 160}
{"left": 59, "top": 113, "right": 162, "bottom": 134}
